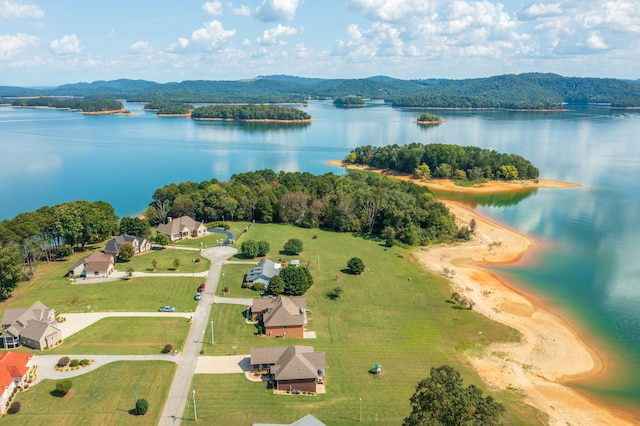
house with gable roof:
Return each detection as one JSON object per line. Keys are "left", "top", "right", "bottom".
{"left": 104, "top": 234, "right": 151, "bottom": 259}
{"left": 251, "top": 296, "right": 307, "bottom": 338}
{"left": 68, "top": 250, "right": 114, "bottom": 278}
{"left": 0, "top": 352, "right": 33, "bottom": 413}
{"left": 252, "top": 414, "right": 326, "bottom": 426}
{"left": 245, "top": 259, "right": 281, "bottom": 288}
{"left": 156, "top": 215, "right": 208, "bottom": 242}
{"left": 0, "top": 301, "right": 61, "bottom": 350}
{"left": 250, "top": 345, "right": 326, "bottom": 393}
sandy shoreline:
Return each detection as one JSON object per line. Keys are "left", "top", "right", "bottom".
{"left": 328, "top": 160, "right": 634, "bottom": 425}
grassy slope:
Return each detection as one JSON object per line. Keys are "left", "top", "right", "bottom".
{"left": 191, "top": 223, "right": 546, "bottom": 425}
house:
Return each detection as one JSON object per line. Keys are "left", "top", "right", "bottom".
{"left": 252, "top": 414, "right": 326, "bottom": 426}
{"left": 252, "top": 296, "right": 307, "bottom": 338}
{"left": 0, "top": 352, "right": 32, "bottom": 413}
{"left": 246, "top": 259, "right": 281, "bottom": 287}
{"left": 250, "top": 345, "right": 326, "bottom": 393}
{"left": 0, "top": 301, "right": 62, "bottom": 350}
{"left": 156, "top": 216, "right": 208, "bottom": 242}
{"left": 104, "top": 234, "right": 151, "bottom": 258}
{"left": 68, "top": 250, "right": 115, "bottom": 278}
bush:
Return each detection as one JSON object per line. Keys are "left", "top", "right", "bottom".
{"left": 162, "top": 344, "right": 173, "bottom": 354}
{"left": 80, "top": 359, "right": 90, "bottom": 366}
{"left": 69, "top": 359, "right": 80, "bottom": 367}
{"left": 7, "top": 401, "right": 20, "bottom": 414}
{"left": 283, "top": 238, "right": 303, "bottom": 255}
{"left": 347, "top": 257, "right": 365, "bottom": 275}
{"left": 252, "top": 283, "right": 266, "bottom": 292}
{"left": 57, "top": 356, "right": 70, "bottom": 367}
{"left": 56, "top": 379, "right": 72, "bottom": 396}
{"left": 136, "top": 398, "right": 149, "bottom": 415}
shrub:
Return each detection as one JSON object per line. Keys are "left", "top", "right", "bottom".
{"left": 283, "top": 238, "right": 303, "bottom": 255}
{"left": 7, "top": 401, "right": 20, "bottom": 414}
{"left": 162, "top": 344, "right": 173, "bottom": 354}
{"left": 347, "top": 257, "right": 365, "bottom": 275}
{"left": 69, "top": 359, "right": 80, "bottom": 367}
{"left": 80, "top": 359, "right": 90, "bottom": 366}
{"left": 57, "top": 356, "right": 70, "bottom": 367}
{"left": 136, "top": 398, "right": 149, "bottom": 415}
{"left": 252, "top": 283, "right": 266, "bottom": 292}
{"left": 55, "top": 379, "right": 72, "bottom": 396}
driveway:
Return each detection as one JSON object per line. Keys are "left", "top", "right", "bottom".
{"left": 195, "top": 355, "right": 251, "bottom": 374}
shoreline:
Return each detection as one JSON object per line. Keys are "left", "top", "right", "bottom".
{"left": 327, "top": 159, "right": 635, "bottom": 424}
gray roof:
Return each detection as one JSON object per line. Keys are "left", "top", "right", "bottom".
{"left": 250, "top": 346, "right": 325, "bottom": 382}
{"left": 1, "top": 301, "right": 58, "bottom": 341}
{"left": 104, "top": 234, "right": 148, "bottom": 256}
{"left": 246, "top": 259, "right": 281, "bottom": 285}
{"left": 252, "top": 414, "right": 326, "bottom": 426}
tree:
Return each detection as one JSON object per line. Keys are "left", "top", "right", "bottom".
{"left": 56, "top": 379, "right": 73, "bottom": 396}
{"left": 120, "top": 216, "right": 150, "bottom": 238}
{"left": 151, "top": 259, "right": 158, "bottom": 270}
{"left": 240, "top": 240, "right": 260, "bottom": 258}
{"left": 381, "top": 226, "right": 396, "bottom": 247}
{"left": 136, "top": 398, "right": 149, "bottom": 415}
{"left": 155, "top": 232, "right": 170, "bottom": 246}
{"left": 56, "top": 245, "right": 73, "bottom": 259}
{"left": 413, "top": 164, "right": 431, "bottom": 181}
{"left": 403, "top": 365, "right": 505, "bottom": 426}
{"left": 0, "top": 243, "right": 22, "bottom": 299}
{"left": 347, "top": 257, "right": 365, "bottom": 275}
{"left": 499, "top": 165, "right": 519, "bottom": 180}
{"left": 173, "top": 258, "right": 180, "bottom": 270}
{"left": 268, "top": 275, "right": 285, "bottom": 295}
{"left": 118, "top": 241, "right": 135, "bottom": 261}
{"left": 257, "top": 241, "right": 270, "bottom": 257}
{"left": 283, "top": 238, "right": 303, "bottom": 255}
{"left": 280, "top": 265, "right": 313, "bottom": 296}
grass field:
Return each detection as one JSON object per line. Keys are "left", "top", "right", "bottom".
{"left": 116, "top": 248, "right": 210, "bottom": 273}
{"left": 189, "top": 223, "right": 546, "bottom": 425}
{"left": 4, "top": 361, "right": 176, "bottom": 426}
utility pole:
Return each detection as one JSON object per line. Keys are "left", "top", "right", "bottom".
{"left": 317, "top": 253, "right": 320, "bottom": 271}
{"left": 359, "top": 397, "right": 362, "bottom": 422}
{"left": 211, "top": 320, "right": 214, "bottom": 345}
{"left": 134, "top": 384, "right": 137, "bottom": 407}
{"left": 192, "top": 389, "right": 197, "bottom": 421}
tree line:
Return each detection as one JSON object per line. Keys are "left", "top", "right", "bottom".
{"left": 190, "top": 104, "right": 311, "bottom": 121}
{"left": 10, "top": 97, "right": 124, "bottom": 112}
{"left": 143, "top": 101, "right": 194, "bottom": 115}
{"left": 333, "top": 96, "right": 365, "bottom": 107}
{"left": 345, "top": 143, "right": 539, "bottom": 181}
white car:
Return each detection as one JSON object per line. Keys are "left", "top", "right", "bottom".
{"left": 158, "top": 306, "right": 176, "bottom": 312}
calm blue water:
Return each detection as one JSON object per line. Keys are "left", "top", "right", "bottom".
{"left": 1, "top": 102, "right": 640, "bottom": 412}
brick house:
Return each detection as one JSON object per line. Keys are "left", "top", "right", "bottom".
{"left": 251, "top": 296, "right": 307, "bottom": 338}
{"left": 250, "top": 345, "right": 325, "bottom": 393}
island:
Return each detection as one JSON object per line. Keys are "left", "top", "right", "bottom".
{"left": 143, "top": 101, "right": 194, "bottom": 116}
{"left": 333, "top": 96, "right": 365, "bottom": 107}
{"left": 190, "top": 104, "right": 313, "bottom": 122}
{"left": 414, "top": 112, "right": 443, "bottom": 124}
{"left": 10, "top": 97, "right": 129, "bottom": 114}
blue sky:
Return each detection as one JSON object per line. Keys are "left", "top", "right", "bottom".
{"left": 1, "top": 0, "right": 639, "bottom": 86}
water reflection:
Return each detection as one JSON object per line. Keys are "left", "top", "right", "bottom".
{"left": 432, "top": 188, "right": 538, "bottom": 208}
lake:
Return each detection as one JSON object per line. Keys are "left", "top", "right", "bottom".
{"left": 1, "top": 101, "right": 640, "bottom": 414}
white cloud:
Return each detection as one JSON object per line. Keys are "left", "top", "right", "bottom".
{"left": 232, "top": 4, "right": 251, "bottom": 16}
{"left": 191, "top": 20, "right": 235, "bottom": 50}
{"left": 129, "top": 41, "right": 154, "bottom": 54}
{"left": 203, "top": 1, "right": 223, "bottom": 16}
{"left": 346, "top": 0, "right": 436, "bottom": 22}
{"left": 519, "top": 2, "right": 564, "bottom": 20}
{"left": 257, "top": 24, "right": 297, "bottom": 46}
{"left": 0, "top": 32, "right": 39, "bottom": 60}
{"left": 49, "top": 34, "right": 81, "bottom": 54}
{"left": 256, "top": 0, "right": 302, "bottom": 22}
{"left": 0, "top": 1, "right": 44, "bottom": 19}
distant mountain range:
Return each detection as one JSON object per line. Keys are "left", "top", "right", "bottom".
{"left": 2, "top": 73, "right": 640, "bottom": 108}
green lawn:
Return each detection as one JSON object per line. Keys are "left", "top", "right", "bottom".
{"left": 4, "top": 361, "right": 175, "bottom": 426}
{"left": 116, "top": 248, "right": 210, "bottom": 273}
{"left": 216, "top": 263, "right": 262, "bottom": 299}
{"left": 191, "top": 223, "right": 544, "bottom": 425}
{"left": 16, "top": 317, "right": 191, "bottom": 355}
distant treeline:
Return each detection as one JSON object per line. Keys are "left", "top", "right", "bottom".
{"left": 143, "top": 101, "right": 194, "bottom": 115}
{"left": 334, "top": 96, "right": 365, "bottom": 106}
{"left": 190, "top": 104, "right": 311, "bottom": 121}
{"left": 145, "top": 170, "right": 465, "bottom": 246}
{"left": 10, "top": 97, "right": 123, "bottom": 112}
{"left": 345, "top": 143, "right": 539, "bottom": 181}
{"left": 393, "top": 94, "right": 561, "bottom": 110}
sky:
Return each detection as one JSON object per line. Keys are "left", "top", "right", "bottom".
{"left": 1, "top": 0, "right": 639, "bottom": 87}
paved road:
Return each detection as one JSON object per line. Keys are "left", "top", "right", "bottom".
{"left": 158, "top": 245, "right": 237, "bottom": 425}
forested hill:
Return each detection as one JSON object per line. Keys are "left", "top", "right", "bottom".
{"left": 2, "top": 73, "right": 639, "bottom": 107}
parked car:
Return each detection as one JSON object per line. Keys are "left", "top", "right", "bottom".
{"left": 194, "top": 293, "right": 202, "bottom": 301}
{"left": 198, "top": 283, "right": 205, "bottom": 292}
{"left": 158, "top": 306, "right": 176, "bottom": 312}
